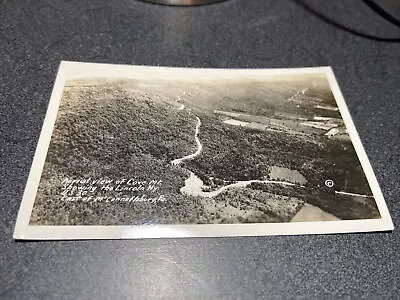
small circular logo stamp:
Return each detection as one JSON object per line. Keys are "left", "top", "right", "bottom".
{"left": 325, "top": 179, "right": 334, "bottom": 188}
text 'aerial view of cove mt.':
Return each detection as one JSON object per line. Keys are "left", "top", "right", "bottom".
{"left": 30, "top": 72, "right": 381, "bottom": 225}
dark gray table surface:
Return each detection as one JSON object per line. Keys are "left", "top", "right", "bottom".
{"left": 1, "top": 0, "right": 399, "bottom": 299}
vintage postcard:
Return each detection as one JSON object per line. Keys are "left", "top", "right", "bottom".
{"left": 13, "top": 61, "right": 393, "bottom": 239}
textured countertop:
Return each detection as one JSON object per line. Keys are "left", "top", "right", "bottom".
{"left": 1, "top": 0, "right": 399, "bottom": 299}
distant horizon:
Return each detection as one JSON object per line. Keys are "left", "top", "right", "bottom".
{"left": 65, "top": 72, "right": 329, "bottom": 86}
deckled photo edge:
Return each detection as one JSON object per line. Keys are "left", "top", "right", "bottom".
{"left": 13, "top": 62, "right": 68, "bottom": 239}
{"left": 324, "top": 68, "right": 393, "bottom": 230}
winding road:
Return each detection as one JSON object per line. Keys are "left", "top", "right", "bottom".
{"left": 171, "top": 116, "right": 202, "bottom": 166}
{"left": 171, "top": 116, "right": 300, "bottom": 198}
{"left": 170, "top": 114, "right": 373, "bottom": 200}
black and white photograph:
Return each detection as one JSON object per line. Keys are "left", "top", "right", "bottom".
{"left": 13, "top": 62, "right": 393, "bottom": 239}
